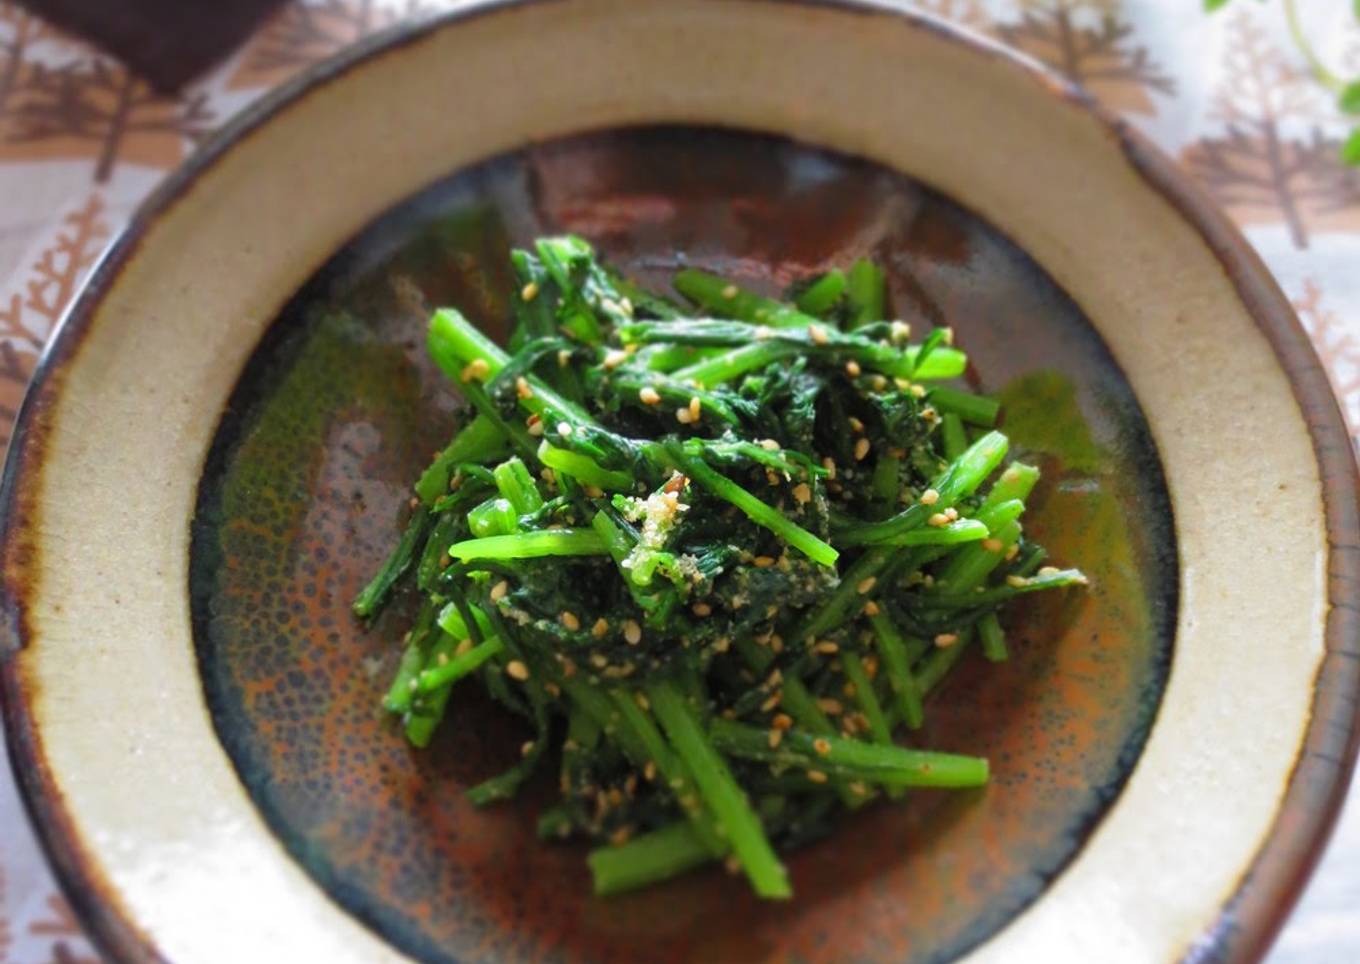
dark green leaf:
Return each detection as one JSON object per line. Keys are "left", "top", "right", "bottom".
{"left": 1204, "top": 0, "right": 1234, "bottom": 11}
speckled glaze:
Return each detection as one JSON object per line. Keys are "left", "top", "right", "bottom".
{"left": 190, "top": 128, "right": 1175, "bottom": 963}
{"left": 0, "top": 3, "right": 1355, "bottom": 963}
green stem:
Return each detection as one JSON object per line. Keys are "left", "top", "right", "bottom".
{"left": 447, "top": 528, "right": 608, "bottom": 562}
{"left": 588, "top": 822, "right": 715, "bottom": 896}
{"left": 845, "top": 258, "right": 885, "bottom": 327}
{"left": 537, "top": 440, "right": 634, "bottom": 491}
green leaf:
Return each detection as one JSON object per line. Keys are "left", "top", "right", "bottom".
{"left": 1342, "top": 128, "right": 1360, "bottom": 166}
{"left": 1204, "top": 0, "right": 1234, "bottom": 10}
{"left": 1341, "top": 81, "right": 1360, "bottom": 115}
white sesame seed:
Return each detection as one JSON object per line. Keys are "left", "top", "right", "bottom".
{"left": 623, "top": 620, "right": 642, "bottom": 645}
{"left": 982, "top": 538, "right": 1004, "bottom": 552}
{"left": 934, "top": 633, "right": 959, "bottom": 648}
{"left": 822, "top": 457, "right": 837, "bottom": 480}
{"left": 942, "top": 326, "right": 955, "bottom": 346}
{"left": 815, "top": 641, "right": 840, "bottom": 654}
{"left": 944, "top": 507, "right": 959, "bottom": 521}
{"left": 1038, "top": 566, "right": 1061, "bottom": 578}
{"left": 506, "top": 660, "right": 529, "bottom": 680}
{"left": 753, "top": 555, "right": 776, "bottom": 568}
{"left": 862, "top": 600, "right": 881, "bottom": 616}
{"left": 854, "top": 437, "right": 871, "bottom": 461}
{"left": 526, "top": 414, "right": 544, "bottom": 436}
{"left": 760, "top": 438, "right": 781, "bottom": 451}
{"left": 1006, "top": 575, "right": 1029, "bottom": 588}
{"left": 560, "top": 611, "right": 580, "bottom": 631}
{"left": 1005, "top": 543, "right": 1020, "bottom": 561}
{"left": 910, "top": 384, "right": 927, "bottom": 398}
{"left": 692, "top": 602, "right": 712, "bottom": 617}
{"left": 556, "top": 421, "right": 573, "bottom": 437}
{"left": 816, "top": 698, "right": 843, "bottom": 715}
{"left": 857, "top": 576, "right": 877, "bottom": 594}
{"left": 515, "top": 376, "right": 534, "bottom": 400}
{"left": 521, "top": 740, "right": 535, "bottom": 756}
{"left": 675, "top": 407, "right": 694, "bottom": 424}
{"left": 603, "top": 349, "right": 629, "bottom": 369}
{"left": 845, "top": 360, "right": 862, "bottom": 377}
{"left": 490, "top": 580, "right": 509, "bottom": 602}
{"left": 639, "top": 386, "right": 661, "bottom": 405}
{"left": 807, "top": 323, "right": 829, "bottom": 345}
{"left": 455, "top": 638, "right": 474, "bottom": 656}
{"left": 807, "top": 769, "right": 829, "bottom": 784}
{"left": 688, "top": 396, "right": 701, "bottom": 420}
{"left": 520, "top": 281, "right": 539, "bottom": 301}
{"left": 460, "top": 358, "right": 490, "bottom": 382}
{"left": 928, "top": 512, "right": 950, "bottom": 527}
{"left": 919, "top": 488, "right": 940, "bottom": 505}
{"left": 890, "top": 320, "right": 912, "bottom": 343}
{"left": 813, "top": 738, "right": 832, "bottom": 756}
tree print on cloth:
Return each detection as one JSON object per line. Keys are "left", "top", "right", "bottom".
{"left": 994, "top": 0, "right": 1174, "bottom": 116}
{"left": 0, "top": 53, "right": 214, "bottom": 183}
{"left": 0, "top": 861, "right": 12, "bottom": 963}
{"left": 907, "top": 0, "right": 991, "bottom": 34}
{"left": 0, "top": 194, "right": 109, "bottom": 449}
{"left": 1295, "top": 279, "right": 1360, "bottom": 438}
{"left": 0, "top": 2, "right": 50, "bottom": 121}
{"left": 26, "top": 894, "right": 100, "bottom": 964}
{"left": 228, "top": 0, "right": 421, "bottom": 90}
{"left": 1182, "top": 12, "right": 1360, "bottom": 250}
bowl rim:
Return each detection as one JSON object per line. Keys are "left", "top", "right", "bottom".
{"left": 1, "top": 1, "right": 1357, "bottom": 962}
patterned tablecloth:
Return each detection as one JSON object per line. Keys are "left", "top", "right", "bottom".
{"left": 0, "top": 1, "right": 1357, "bottom": 960}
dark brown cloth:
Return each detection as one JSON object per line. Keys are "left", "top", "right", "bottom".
{"left": 15, "top": 0, "right": 289, "bottom": 90}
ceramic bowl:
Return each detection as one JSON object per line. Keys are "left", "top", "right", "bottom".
{"left": 2, "top": 2, "right": 1357, "bottom": 962}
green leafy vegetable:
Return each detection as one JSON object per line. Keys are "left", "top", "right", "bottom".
{"left": 354, "top": 236, "right": 1086, "bottom": 899}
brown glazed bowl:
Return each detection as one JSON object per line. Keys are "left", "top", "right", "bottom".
{"left": 2, "top": 2, "right": 1357, "bottom": 962}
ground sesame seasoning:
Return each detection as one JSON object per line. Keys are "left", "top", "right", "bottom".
{"left": 623, "top": 619, "right": 642, "bottom": 645}
{"left": 460, "top": 358, "right": 490, "bottom": 382}
{"left": 813, "top": 738, "right": 832, "bottom": 756}
{"left": 919, "top": 488, "right": 940, "bottom": 505}
{"left": 982, "top": 538, "right": 1004, "bottom": 552}
{"left": 490, "top": 580, "right": 509, "bottom": 602}
{"left": 845, "top": 360, "right": 862, "bottom": 377}
{"left": 928, "top": 512, "right": 950, "bottom": 527}
{"left": 560, "top": 611, "right": 580, "bottom": 631}
{"left": 857, "top": 576, "right": 877, "bottom": 594}
{"left": 807, "top": 770, "right": 829, "bottom": 784}
{"left": 639, "top": 386, "right": 661, "bottom": 405}
{"left": 520, "top": 281, "right": 539, "bottom": 301}
{"left": 934, "top": 633, "right": 959, "bottom": 648}
{"left": 506, "top": 660, "right": 529, "bottom": 680}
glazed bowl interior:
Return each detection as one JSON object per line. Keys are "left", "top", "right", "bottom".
{"left": 1, "top": 2, "right": 1350, "bottom": 963}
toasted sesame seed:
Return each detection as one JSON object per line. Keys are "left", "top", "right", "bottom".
{"left": 436, "top": 652, "right": 450, "bottom": 666}
{"left": 521, "top": 740, "right": 535, "bottom": 757}
{"left": 845, "top": 360, "right": 862, "bottom": 377}
{"left": 584, "top": 484, "right": 605, "bottom": 498}
{"left": 761, "top": 691, "right": 783, "bottom": 712}
{"left": 857, "top": 576, "right": 877, "bottom": 594}
{"left": 843, "top": 681, "right": 857, "bottom": 697}
{"left": 589, "top": 618, "right": 609, "bottom": 640}
{"left": 760, "top": 438, "right": 781, "bottom": 451}
{"left": 773, "top": 713, "right": 794, "bottom": 730}
{"left": 1005, "top": 543, "right": 1020, "bottom": 561}
{"left": 455, "top": 638, "right": 474, "bottom": 656}
{"left": 556, "top": 421, "right": 573, "bottom": 438}
{"left": 557, "top": 349, "right": 571, "bottom": 367}
{"left": 590, "top": 653, "right": 609, "bottom": 669}
{"left": 520, "top": 281, "right": 539, "bottom": 301}
{"left": 460, "top": 358, "right": 490, "bottom": 382}
{"left": 822, "top": 457, "right": 837, "bottom": 480}
{"left": 817, "top": 698, "right": 844, "bottom": 715}
{"left": 712, "top": 636, "right": 731, "bottom": 653}
{"left": 813, "top": 738, "right": 832, "bottom": 756}
{"left": 1006, "top": 575, "right": 1029, "bottom": 588}
{"left": 807, "top": 322, "right": 829, "bottom": 346}
{"left": 685, "top": 396, "right": 700, "bottom": 420}
{"left": 506, "top": 660, "right": 529, "bottom": 680}
{"left": 526, "top": 414, "right": 544, "bottom": 436}
{"left": 1038, "top": 566, "right": 1061, "bottom": 578}
{"left": 982, "top": 538, "right": 1004, "bottom": 552}
{"left": 490, "top": 580, "right": 509, "bottom": 602}
{"left": 919, "top": 488, "right": 940, "bottom": 505}
{"left": 623, "top": 619, "right": 642, "bottom": 645}
{"left": 945, "top": 507, "right": 959, "bottom": 521}
{"left": 815, "top": 640, "right": 840, "bottom": 654}
{"left": 863, "top": 600, "right": 881, "bottom": 617}
{"left": 675, "top": 407, "right": 695, "bottom": 424}
{"left": 769, "top": 634, "right": 784, "bottom": 654}
{"left": 560, "top": 611, "right": 580, "bottom": 631}
{"left": 721, "top": 284, "right": 739, "bottom": 300}
{"left": 644, "top": 761, "right": 657, "bottom": 781}
{"left": 515, "top": 376, "right": 534, "bottom": 400}
{"left": 753, "top": 555, "right": 777, "bottom": 568}
{"left": 934, "top": 633, "right": 959, "bottom": 648}
{"left": 768, "top": 728, "right": 784, "bottom": 749}
{"left": 928, "top": 512, "right": 950, "bottom": 527}
{"left": 870, "top": 373, "right": 889, "bottom": 391}
{"left": 540, "top": 467, "right": 556, "bottom": 485}
{"left": 807, "top": 770, "right": 829, "bottom": 784}
{"left": 603, "top": 348, "right": 629, "bottom": 369}
{"left": 890, "top": 320, "right": 912, "bottom": 343}
{"left": 639, "top": 386, "right": 661, "bottom": 405}
{"left": 692, "top": 602, "right": 712, "bottom": 617}
{"left": 910, "top": 384, "right": 927, "bottom": 398}
{"left": 942, "top": 326, "right": 955, "bottom": 346}
{"left": 863, "top": 655, "right": 879, "bottom": 678}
